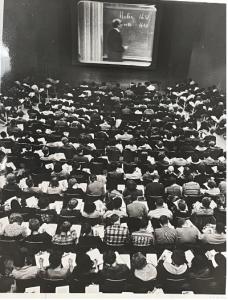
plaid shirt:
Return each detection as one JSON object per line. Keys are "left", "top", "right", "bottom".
{"left": 130, "top": 229, "right": 155, "bottom": 246}
{"left": 52, "top": 232, "right": 77, "bottom": 245}
{"left": 104, "top": 225, "right": 129, "bottom": 246}
{"left": 102, "top": 264, "right": 129, "bottom": 280}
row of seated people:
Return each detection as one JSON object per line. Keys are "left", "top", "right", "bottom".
{"left": 0, "top": 211, "right": 226, "bottom": 294}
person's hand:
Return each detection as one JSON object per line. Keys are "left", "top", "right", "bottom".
{"left": 123, "top": 46, "right": 128, "bottom": 50}
{"left": 39, "top": 257, "right": 44, "bottom": 268}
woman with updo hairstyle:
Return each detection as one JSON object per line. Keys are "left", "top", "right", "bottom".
{"left": 130, "top": 252, "right": 157, "bottom": 293}
{"left": 0, "top": 213, "right": 27, "bottom": 240}
{"left": 25, "top": 218, "right": 52, "bottom": 243}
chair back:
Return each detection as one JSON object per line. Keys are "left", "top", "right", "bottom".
{"left": 81, "top": 216, "right": 102, "bottom": 226}
{"left": 69, "top": 278, "right": 86, "bottom": 293}
{"left": 127, "top": 217, "right": 141, "bottom": 232}
{"left": 31, "top": 173, "right": 45, "bottom": 186}
{"left": 192, "top": 215, "right": 216, "bottom": 231}
{"left": 107, "top": 149, "right": 120, "bottom": 162}
{"left": 58, "top": 215, "right": 81, "bottom": 225}
{"left": 90, "top": 162, "right": 104, "bottom": 175}
{"left": 85, "top": 194, "right": 102, "bottom": 202}
{"left": 0, "top": 239, "right": 21, "bottom": 256}
{"left": 102, "top": 278, "right": 127, "bottom": 293}
{"left": 190, "top": 277, "right": 215, "bottom": 294}
{"left": 24, "top": 241, "right": 44, "bottom": 255}
{"left": 42, "top": 278, "right": 68, "bottom": 293}
{"left": 16, "top": 278, "right": 41, "bottom": 293}
{"left": 165, "top": 277, "right": 186, "bottom": 294}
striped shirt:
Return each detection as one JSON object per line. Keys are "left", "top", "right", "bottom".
{"left": 104, "top": 224, "right": 129, "bottom": 246}
{"left": 182, "top": 181, "right": 200, "bottom": 197}
{"left": 130, "top": 229, "right": 155, "bottom": 246}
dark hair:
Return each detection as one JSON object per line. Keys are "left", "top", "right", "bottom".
{"left": 38, "top": 197, "right": 49, "bottom": 209}
{"left": 186, "top": 175, "right": 193, "bottom": 182}
{"left": 26, "top": 179, "right": 34, "bottom": 188}
{"left": 0, "top": 277, "right": 16, "bottom": 293}
{"left": 1, "top": 131, "right": 6, "bottom": 138}
{"left": 178, "top": 200, "right": 187, "bottom": 211}
{"left": 81, "top": 222, "right": 92, "bottom": 235}
{"left": 125, "top": 179, "right": 137, "bottom": 191}
{"left": 202, "top": 197, "right": 211, "bottom": 209}
{"left": 103, "top": 251, "right": 116, "bottom": 265}
{"left": 76, "top": 253, "right": 93, "bottom": 272}
{"left": 113, "top": 197, "right": 122, "bottom": 209}
{"left": 61, "top": 221, "right": 71, "bottom": 233}
{"left": 89, "top": 174, "right": 97, "bottom": 182}
{"left": 50, "top": 177, "right": 59, "bottom": 187}
{"left": 156, "top": 198, "right": 164, "bottom": 207}
{"left": 139, "top": 218, "right": 148, "bottom": 229}
{"left": 216, "top": 222, "right": 225, "bottom": 234}
{"left": 159, "top": 215, "right": 168, "bottom": 225}
{"left": 84, "top": 202, "right": 96, "bottom": 214}
{"left": 10, "top": 199, "right": 22, "bottom": 213}
{"left": 67, "top": 198, "right": 78, "bottom": 210}
{"left": 49, "top": 251, "right": 62, "bottom": 268}
{"left": 13, "top": 255, "right": 25, "bottom": 268}
{"left": 54, "top": 162, "right": 63, "bottom": 173}
{"left": 191, "top": 255, "right": 208, "bottom": 271}
{"left": 207, "top": 180, "right": 216, "bottom": 189}
{"left": 111, "top": 214, "right": 119, "bottom": 224}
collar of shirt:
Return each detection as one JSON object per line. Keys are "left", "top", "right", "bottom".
{"left": 114, "top": 28, "right": 120, "bottom": 33}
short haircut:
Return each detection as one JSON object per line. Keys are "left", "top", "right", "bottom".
{"left": 177, "top": 218, "right": 186, "bottom": 227}
{"left": 90, "top": 174, "right": 97, "bottom": 182}
{"left": 61, "top": 221, "right": 71, "bottom": 233}
{"left": 68, "top": 198, "right": 78, "bottom": 210}
{"left": 139, "top": 218, "right": 148, "bottom": 229}
{"left": 186, "top": 175, "right": 193, "bottom": 182}
{"left": 84, "top": 202, "right": 96, "bottom": 214}
{"left": 81, "top": 222, "right": 92, "bottom": 235}
{"left": 29, "top": 218, "right": 40, "bottom": 231}
{"left": 103, "top": 251, "right": 116, "bottom": 265}
{"left": 13, "top": 255, "right": 25, "bottom": 268}
{"left": 216, "top": 222, "right": 225, "bottom": 234}
{"left": 0, "top": 131, "right": 6, "bottom": 138}
{"left": 49, "top": 251, "right": 62, "bottom": 268}
{"left": 113, "top": 197, "right": 122, "bottom": 209}
{"left": 26, "top": 179, "right": 34, "bottom": 188}
{"left": 202, "top": 197, "right": 211, "bottom": 209}
{"left": 156, "top": 198, "right": 164, "bottom": 207}
{"left": 9, "top": 213, "right": 23, "bottom": 225}
{"left": 178, "top": 200, "right": 187, "bottom": 211}
{"left": 0, "top": 277, "right": 16, "bottom": 293}
{"left": 50, "top": 177, "right": 59, "bottom": 187}
{"left": 38, "top": 197, "right": 49, "bottom": 209}
{"left": 159, "top": 215, "right": 168, "bottom": 225}
{"left": 111, "top": 214, "right": 119, "bottom": 224}
{"left": 207, "top": 180, "right": 216, "bottom": 189}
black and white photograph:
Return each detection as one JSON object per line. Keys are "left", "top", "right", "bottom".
{"left": 0, "top": 0, "right": 226, "bottom": 297}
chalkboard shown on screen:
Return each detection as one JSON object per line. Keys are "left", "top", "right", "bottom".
{"left": 103, "top": 4, "right": 157, "bottom": 62}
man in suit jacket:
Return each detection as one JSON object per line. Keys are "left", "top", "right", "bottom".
{"left": 107, "top": 19, "right": 128, "bottom": 62}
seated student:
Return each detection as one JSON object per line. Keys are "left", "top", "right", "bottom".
{"left": 204, "top": 179, "right": 221, "bottom": 196}
{"left": 70, "top": 253, "right": 103, "bottom": 287}
{"left": 172, "top": 199, "right": 191, "bottom": 224}
{"left": 0, "top": 277, "right": 17, "bottom": 293}
{"left": 126, "top": 195, "right": 148, "bottom": 219}
{"left": 176, "top": 218, "right": 200, "bottom": 244}
{"left": 182, "top": 175, "right": 201, "bottom": 198}
{"left": 104, "top": 214, "right": 130, "bottom": 247}
{"left": 73, "top": 148, "right": 89, "bottom": 168}
{"left": 154, "top": 215, "right": 177, "bottom": 244}
{"left": 148, "top": 198, "right": 173, "bottom": 221}
{"left": 86, "top": 174, "right": 105, "bottom": 196}
{"left": 199, "top": 222, "right": 226, "bottom": 244}
{"left": 81, "top": 202, "right": 104, "bottom": 219}
{"left": 213, "top": 195, "right": 226, "bottom": 224}
{"left": 102, "top": 250, "right": 129, "bottom": 281}
{"left": 36, "top": 196, "right": 57, "bottom": 224}
{"left": 191, "top": 197, "right": 214, "bottom": 216}
{"left": 60, "top": 198, "right": 82, "bottom": 222}
{"left": 46, "top": 177, "right": 64, "bottom": 195}
{"left": 42, "top": 250, "right": 73, "bottom": 279}
{"left": 65, "top": 178, "right": 85, "bottom": 199}
{"left": 2, "top": 173, "right": 22, "bottom": 201}
{"left": 124, "top": 165, "right": 142, "bottom": 180}
{"left": 210, "top": 252, "right": 226, "bottom": 293}
{"left": 11, "top": 254, "right": 45, "bottom": 280}
{"left": 194, "top": 165, "right": 210, "bottom": 188}
{"left": 123, "top": 179, "right": 143, "bottom": 198}
{"left": 130, "top": 252, "right": 157, "bottom": 293}
{"left": 76, "top": 222, "right": 103, "bottom": 253}
{"left": 165, "top": 177, "right": 182, "bottom": 198}
{"left": 23, "top": 178, "right": 43, "bottom": 194}
{"left": 107, "top": 161, "right": 124, "bottom": 179}
{"left": 103, "top": 197, "right": 127, "bottom": 220}
{"left": 52, "top": 221, "right": 77, "bottom": 246}
{"left": 51, "top": 162, "right": 69, "bottom": 180}
{"left": 69, "top": 161, "right": 90, "bottom": 183}
{"left": 25, "top": 218, "right": 52, "bottom": 243}
{"left": 128, "top": 218, "right": 155, "bottom": 247}
{"left": 156, "top": 250, "right": 189, "bottom": 288}
{"left": 0, "top": 213, "right": 27, "bottom": 240}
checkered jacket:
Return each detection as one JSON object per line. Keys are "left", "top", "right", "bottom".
{"left": 104, "top": 225, "right": 129, "bottom": 246}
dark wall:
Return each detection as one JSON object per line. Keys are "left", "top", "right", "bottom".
{"left": 2, "top": 0, "right": 226, "bottom": 86}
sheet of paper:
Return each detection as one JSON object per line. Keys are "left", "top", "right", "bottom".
{"left": 92, "top": 225, "right": 104, "bottom": 239}
{"left": 158, "top": 249, "right": 172, "bottom": 264}
{"left": 54, "top": 201, "right": 63, "bottom": 214}
{"left": 185, "top": 250, "right": 194, "bottom": 267}
{"left": 117, "top": 184, "right": 125, "bottom": 193}
{"left": 19, "top": 178, "right": 27, "bottom": 189}
{"left": 38, "top": 181, "right": 50, "bottom": 192}
{"left": 146, "top": 253, "right": 157, "bottom": 267}
{"left": 34, "top": 150, "right": 44, "bottom": 157}
{"left": 6, "top": 162, "right": 16, "bottom": 170}
{"left": 54, "top": 153, "right": 66, "bottom": 160}
{"left": 115, "top": 251, "right": 125, "bottom": 265}
{"left": 73, "top": 198, "right": 83, "bottom": 210}
{"left": 211, "top": 166, "right": 218, "bottom": 173}
{"left": 0, "top": 216, "right": 9, "bottom": 230}
{"left": 94, "top": 200, "right": 105, "bottom": 212}
{"left": 45, "top": 163, "right": 54, "bottom": 170}
{"left": 86, "top": 248, "right": 103, "bottom": 266}
{"left": 77, "top": 183, "right": 87, "bottom": 192}
{"left": 61, "top": 252, "right": 76, "bottom": 268}
{"left": 210, "top": 200, "right": 217, "bottom": 209}
{"left": 119, "top": 254, "right": 131, "bottom": 269}
{"left": 17, "top": 124, "right": 24, "bottom": 131}
{"left": 62, "top": 163, "right": 72, "bottom": 173}
{"left": 85, "top": 285, "right": 99, "bottom": 293}
{"left": 59, "top": 179, "right": 68, "bottom": 190}
{"left": 22, "top": 222, "right": 31, "bottom": 235}
{"left": 26, "top": 196, "right": 38, "bottom": 208}
{"left": 25, "top": 286, "right": 41, "bottom": 293}
{"left": 56, "top": 286, "right": 69, "bottom": 293}
{"left": 35, "top": 251, "right": 50, "bottom": 268}
{"left": 71, "top": 224, "right": 81, "bottom": 237}
{"left": 137, "top": 185, "right": 144, "bottom": 195}
{"left": 193, "top": 201, "right": 201, "bottom": 210}
{"left": 38, "top": 223, "right": 57, "bottom": 236}
{"left": 0, "top": 175, "right": 6, "bottom": 188}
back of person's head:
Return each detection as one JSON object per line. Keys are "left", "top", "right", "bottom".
{"left": 132, "top": 252, "right": 147, "bottom": 270}
{"left": 177, "top": 218, "right": 186, "bottom": 227}
{"left": 202, "top": 197, "right": 211, "bottom": 209}
{"left": 60, "top": 221, "right": 71, "bottom": 233}
{"left": 112, "top": 18, "right": 122, "bottom": 28}
{"left": 49, "top": 251, "right": 62, "bottom": 268}
{"left": 11, "top": 119, "right": 16, "bottom": 126}
{"left": 110, "top": 214, "right": 119, "bottom": 225}
{"left": 186, "top": 175, "right": 194, "bottom": 182}
{"left": 50, "top": 177, "right": 59, "bottom": 187}
{"left": 159, "top": 215, "right": 168, "bottom": 226}
{"left": 191, "top": 153, "right": 200, "bottom": 163}
{"left": 125, "top": 179, "right": 137, "bottom": 191}
{"left": 90, "top": 174, "right": 97, "bottom": 182}
{"left": 68, "top": 178, "right": 77, "bottom": 187}
{"left": 157, "top": 152, "right": 166, "bottom": 161}
{"left": 214, "top": 252, "right": 226, "bottom": 267}
{"left": 84, "top": 202, "right": 96, "bottom": 214}
{"left": 72, "top": 161, "right": 81, "bottom": 170}
{"left": 197, "top": 164, "right": 205, "bottom": 174}
{"left": 183, "top": 167, "right": 191, "bottom": 176}
{"left": 209, "top": 141, "right": 216, "bottom": 147}
{"left": 29, "top": 218, "right": 40, "bottom": 232}
{"left": 42, "top": 147, "right": 49, "bottom": 155}
{"left": 198, "top": 140, "right": 205, "bottom": 147}
{"left": 156, "top": 198, "right": 164, "bottom": 207}
{"left": 191, "top": 254, "right": 208, "bottom": 271}
{"left": 38, "top": 197, "right": 49, "bottom": 209}
{"left": 9, "top": 213, "right": 23, "bottom": 225}
{"left": 103, "top": 251, "right": 116, "bottom": 265}
{"left": 76, "top": 253, "right": 93, "bottom": 272}
{"left": 6, "top": 173, "right": 16, "bottom": 184}
{"left": 139, "top": 218, "right": 148, "bottom": 229}
{"left": 67, "top": 198, "right": 78, "bottom": 210}
{"left": 178, "top": 200, "right": 187, "bottom": 211}
{"left": 152, "top": 174, "right": 160, "bottom": 181}
{"left": 216, "top": 222, "right": 225, "bottom": 234}
{"left": 169, "top": 176, "right": 176, "bottom": 185}
{"left": 113, "top": 197, "right": 122, "bottom": 209}
{"left": 207, "top": 179, "right": 216, "bottom": 189}
{"left": 81, "top": 222, "right": 92, "bottom": 235}
{"left": 10, "top": 199, "right": 22, "bottom": 213}
{"left": 1, "top": 131, "right": 6, "bottom": 138}
{"left": 0, "top": 277, "right": 16, "bottom": 293}
{"left": 171, "top": 250, "right": 187, "bottom": 266}
{"left": 26, "top": 178, "right": 34, "bottom": 188}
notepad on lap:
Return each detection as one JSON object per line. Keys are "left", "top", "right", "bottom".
{"left": 35, "top": 251, "right": 50, "bottom": 268}
{"left": 71, "top": 224, "right": 81, "bottom": 237}
{"left": 61, "top": 252, "right": 76, "bottom": 268}
{"left": 86, "top": 248, "right": 103, "bottom": 266}
{"left": 146, "top": 254, "right": 157, "bottom": 267}
{"left": 119, "top": 254, "right": 131, "bottom": 269}
{"left": 26, "top": 196, "right": 38, "bottom": 208}
{"left": 85, "top": 285, "right": 99, "bottom": 293}
{"left": 0, "top": 216, "right": 9, "bottom": 230}
{"left": 93, "top": 225, "right": 104, "bottom": 239}
{"left": 25, "top": 286, "right": 40, "bottom": 293}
